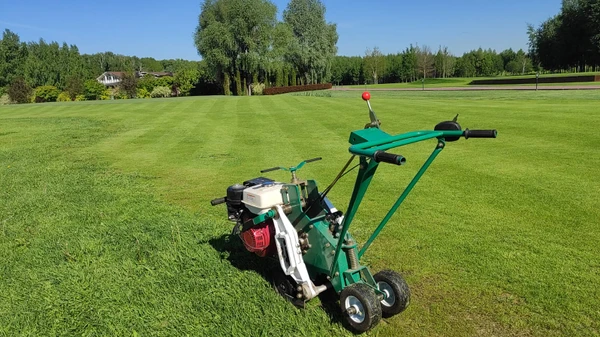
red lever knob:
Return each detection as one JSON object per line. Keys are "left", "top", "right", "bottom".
{"left": 362, "top": 91, "right": 371, "bottom": 101}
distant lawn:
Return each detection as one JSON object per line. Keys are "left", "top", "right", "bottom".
{"left": 1, "top": 92, "right": 599, "bottom": 336}
{"left": 343, "top": 72, "right": 600, "bottom": 89}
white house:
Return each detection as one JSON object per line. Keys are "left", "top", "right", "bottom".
{"left": 96, "top": 71, "right": 174, "bottom": 87}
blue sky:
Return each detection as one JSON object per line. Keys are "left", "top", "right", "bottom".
{"left": 1, "top": 0, "right": 561, "bottom": 60}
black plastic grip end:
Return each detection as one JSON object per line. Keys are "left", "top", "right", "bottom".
{"left": 304, "top": 157, "right": 322, "bottom": 163}
{"left": 373, "top": 151, "right": 406, "bottom": 165}
{"left": 464, "top": 129, "right": 497, "bottom": 139}
{"left": 260, "top": 167, "right": 280, "bottom": 173}
{"left": 211, "top": 197, "right": 226, "bottom": 206}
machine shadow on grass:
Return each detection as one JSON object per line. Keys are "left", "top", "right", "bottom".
{"left": 207, "top": 234, "right": 353, "bottom": 331}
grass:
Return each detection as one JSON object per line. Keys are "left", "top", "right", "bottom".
{"left": 1, "top": 91, "right": 599, "bottom": 336}
{"left": 344, "top": 73, "right": 600, "bottom": 89}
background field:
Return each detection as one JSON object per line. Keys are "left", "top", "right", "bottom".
{"left": 342, "top": 73, "right": 600, "bottom": 89}
{"left": 1, "top": 91, "right": 599, "bottom": 336}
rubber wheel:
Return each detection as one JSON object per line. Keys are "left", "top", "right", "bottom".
{"left": 339, "top": 283, "right": 382, "bottom": 333}
{"left": 374, "top": 270, "right": 410, "bottom": 318}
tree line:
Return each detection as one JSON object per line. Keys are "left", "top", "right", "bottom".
{"left": 0, "top": 29, "right": 218, "bottom": 103}
{"left": 528, "top": 0, "right": 600, "bottom": 72}
{"left": 332, "top": 46, "right": 534, "bottom": 85}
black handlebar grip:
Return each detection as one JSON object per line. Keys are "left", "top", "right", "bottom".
{"left": 260, "top": 167, "right": 281, "bottom": 173}
{"left": 210, "top": 197, "right": 226, "bottom": 206}
{"left": 373, "top": 151, "right": 406, "bottom": 165}
{"left": 464, "top": 129, "right": 497, "bottom": 139}
{"left": 304, "top": 157, "right": 322, "bottom": 163}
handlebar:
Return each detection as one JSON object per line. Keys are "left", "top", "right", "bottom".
{"left": 260, "top": 157, "right": 322, "bottom": 173}
{"left": 260, "top": 167, "right": 280, "bottom": 173}
{"left": 373, "top": 151, "right": 405, "bottom": 165}
{"left": 349, "top": 129, "right": 497, "bottom": 163}
{"left": 304, "top": 157, "right": 322, "bottom": 163}
{"left": 464, "top": 129, "right": 497, "bottom": 139}
{"left": 210, "top": 197, "right": 226, "bottom": 206}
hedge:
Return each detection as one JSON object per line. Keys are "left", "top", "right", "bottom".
{"left": 469, "top": 75, "right": 598, "bottom": 85}
{"left": 264, "top": 83, "right": 332, "bottom": 95}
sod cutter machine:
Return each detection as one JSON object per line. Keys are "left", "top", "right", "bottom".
{"left": 211, "top": 92, "right": 497, "bottom": 333}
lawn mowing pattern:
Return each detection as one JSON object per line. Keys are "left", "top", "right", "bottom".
{"left": 1, "top": 92, "right": 599, "bottom": 336}
{"left": 0, "top": 114, "right": 346, "bottom": 336}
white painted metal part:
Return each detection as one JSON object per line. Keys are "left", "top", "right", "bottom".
{"left": 272, "top": 205, "right": 327, "bottom": 300}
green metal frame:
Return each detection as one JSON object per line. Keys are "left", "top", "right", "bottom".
{"left": 329, "top": 127, "right": 464, "bottom": 284}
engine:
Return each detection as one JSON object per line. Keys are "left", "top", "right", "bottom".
{"left": 224, "top": 177, "right": 284, "bottom": 257}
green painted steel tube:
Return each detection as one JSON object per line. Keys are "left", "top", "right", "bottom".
{"left": 330, "top": 158, "right": 379, "bottom": 276}
{"left": 349, "top": 130, "right": 463, "bottom": 158}
{"left": 358, "top": 141, "right": 446, "bottom": 259}
{"left": 252, "top": 209, "right": 276, "bottom": 225}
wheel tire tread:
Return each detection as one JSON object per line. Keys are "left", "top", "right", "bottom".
{"left": 374, "top": 269, "right": 410, "bottom": 318}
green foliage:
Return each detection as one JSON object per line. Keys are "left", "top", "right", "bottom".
{"left": 150, "top": 86, "right": 171, "bottom": 98}
{"left": 195, "top": 0, "right": 278, "bottom": 95}
{"left": 250, "top": 82, "right": 265, "bottom": 95}
{"left": 136, "top": 88, "right": 151, "bottom": 99}
{"left": 84, "top": 80, "right": 106, "bottom": 100}
{"left": 283, "top": 0, "right": 338, "bottom": 84}
{"left": 0, "top": 93, "right": 10, "bottom": 105}
{"left": 65, "top": 76, "right": 84, "bottom": 100}
{"left": 33, "top": 85, "right": 60, "bottom": 103}
{"left": 529, "top": 0, "right": 600, "bottom": 71}
{"left": 7, "top": 77, "right": 32, "bottom": 104}
{"left": 137, "top": 75, "right": 157, "bottom": 92}
{"left": 155, "top": 76, "right": 174, "bottom": 88}
{"left": 364, "top": 47, "right": 385, "bottom": 84}
{"left": 75, "top": 94, "right": 85, "bottom": 101}
{"left": 174, "top": 68, "right": 199, "bottom": 96}
{"left": 119, "top": 72, "right": 138, "bottom": 98}
{"left": 0, "top": 29, "right": 27, "bottom": 88}
{"left": 57, "top": 91, "right": 71, "bottom": 102}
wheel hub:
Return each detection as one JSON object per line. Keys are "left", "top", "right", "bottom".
{"left": 344, "top": 295, "right": 366, "bottom": 323}
{"left": 377, "top": 281, "right": 396, "bottom": 307}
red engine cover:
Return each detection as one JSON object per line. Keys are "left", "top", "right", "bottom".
{"left": 240, "top": 220, "right": 275, "bottom": 257}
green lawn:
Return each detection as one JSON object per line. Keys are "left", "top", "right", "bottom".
{"left": 344, "top": 73, "right": 600, "bottom": 89}
{"left": 1, "top": 92, "right": 599, "bottom": 336}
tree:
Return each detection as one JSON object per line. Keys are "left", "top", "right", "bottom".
{"left": 195, "top": 0, "right": 277, "bottom": 95}
{"left": 528, "top": 0, "right": 600, "bottom": 71}
{"left": 0, "top": 30, "right": 27, "bottom": 88}
{"left": 416, "top": 45, "right": 434, "bottom": 79}
{"left": 364, "top": 47, "right": 385, "bottom": 84}
{"left": 283, "top": 0, "right": 338, "bottom": 84}
{"left": 434, "top": 46, "right": 456, "bottom": 78}
{"left": 174, "top": 68, "right": 200, "bottom": 96}
{"left": 7, "top": 77, "right": 32, "bottom": 104}
{"left": 119, "top": 72, "right": 137, "bottom": 98}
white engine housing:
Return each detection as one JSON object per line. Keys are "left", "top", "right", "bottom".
{"left": 242, "top": 183, "right": 284, "bottom": 214}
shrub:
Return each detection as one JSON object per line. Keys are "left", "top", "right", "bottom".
{"left": 66, "top": 76, "right": 84, "bottom": 100}
{"left": 136, "top": 88, "right": 151, "bottom": 99}
{"left": 251, "top": 82, "right": 265, "bottom": 95}
{"left": 57, "top": 91, "right": 71, "bottom": 102}
{"left": 119, "top": 72, "right": 137, "bottom": 98}
{"left": 84, "top": 80, "right": 107, "bottom": 100}
{"left": 0, "top": 94, "right": 10, "bottom": 105}
{"left": 33, "top": 85, "right": 61, "bottom": 103}
{"left": 151, "top": 86, "right": 171, "bottom": 98}
{"left": 263, "top": 83, "right": 332, "bottom": 95}
{"left": 155, "top": 76, "right": 174, "bottom": 88}
{"left": 75, "top": 94, "right": 86, "bottom": 101}
{"left": 7, "top": 77, "right": 32, "bottom": 104}
{"left": 100, "top": 89, "right": 113, "bottom": 100}
{"left": 137, "top": 75, "right": 157, "bottom": 92}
